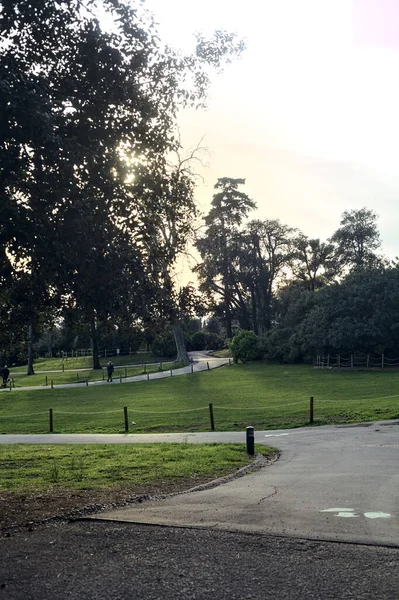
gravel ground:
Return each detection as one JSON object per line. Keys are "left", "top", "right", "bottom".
{"left": 1, "top": 521, "right": 399, "bottom": 599}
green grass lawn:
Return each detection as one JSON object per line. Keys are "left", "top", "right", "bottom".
{"left": 0, "top": 443, "right": 273, "bottom": 493}
{"left": 9, "top": 360, "right": 178, "bottom": 388}
{"left": 9, "top": 352, "right": 170, "bottom": 374}
{"left": 1, "top": 363, "right": 399, "bottom": 434}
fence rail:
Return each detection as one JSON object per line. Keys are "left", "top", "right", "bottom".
{"left": 315, "top": 353, "right": 399, "bottom": 369}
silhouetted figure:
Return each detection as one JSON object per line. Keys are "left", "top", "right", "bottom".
{"left": 106, "top": 361, "right": 114, "bottom": 382}
{"left": 2, "top": 365, "right": 10, "bottom": 386}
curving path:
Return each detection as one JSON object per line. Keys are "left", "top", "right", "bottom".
{"left": 85, "top": 420, "right": 399, "bottom": 547}
{"left": 0, "top": 351, "right": 229, "bottom": 393}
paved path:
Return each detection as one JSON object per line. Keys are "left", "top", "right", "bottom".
{"left": 2, "top": 419, "right": 398, "bottom": 546}
{"left": 0, "top": 351, "right": 229, "bottom": 392}
{"left": 82, "top": 421, "right": 398, "bottom": 547}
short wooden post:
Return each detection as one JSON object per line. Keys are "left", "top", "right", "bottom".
{"left": 229, "top": 358, "right": 231, "bottom": 366}
{"left": 209, "top": 403, "right": 215, "bottom": 431}
{"left": 51, "top": 379, "right": 54, "bottom": 389}
{"left": 144, "top": 363, "right": 147, "bottom": 374}
{"left": 86, "top": 378, "right": 89, "bottom": 387}
{"left": 246, "top": 426, "right": 255, "bottom": 455}
{"left": 62, "top": 364, "right": 65, "bottom": 372}
{"left": 310, "top": 396, "right": 314, "bottom": 424}
{"left": 124, "top": 406, "right": 129, "bottom": 433}
{"left": 9, "top": 380, "right": 12, "bottom": 391}
{"left": 49, "top": 408, "right": 53, "bottom": 433}
{"left": 125, "top": 367, "right": 127, "bottom": 378}
{"left": 191, "top": 364, "right": 194, "bottom": 373}
{"left": 382, "top": 353, "right": 385, "bottom": 368}
{"left": 207, "top": 361, "right": 210, "bottom": 370}
{"left": 45, "top": 376, "right": 48, "bottom": 386}
{"left": 119, "top": 374, "right": 122, "bottom": 383}
{"left": 327, "top": 354, "right": 330, "bottom": 367}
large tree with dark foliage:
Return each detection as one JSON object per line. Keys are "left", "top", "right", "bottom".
{"left": 0, "top": 0, "right": 244, "bottom": 370}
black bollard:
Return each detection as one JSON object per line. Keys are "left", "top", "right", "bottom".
{"left": 246, "top": 426, "right": 255, "bottom": 455}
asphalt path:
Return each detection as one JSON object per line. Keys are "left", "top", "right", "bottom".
{"left": 0, "top": 351, "right": 229, "bottom": 392}
{"left": 2, "top": 420, "right": 399, "bottom": 547}
{"left": 85, "top": 421, "right": 399, "bottom": 547}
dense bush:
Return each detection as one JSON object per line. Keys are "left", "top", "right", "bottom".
{"left": 230, "top": 330, "right": 260, "bottom": 363}
{"left": 151, "top": 333, "right": 177, "bottom": 358}
{"left": 187, "top": 331, "right": 224, "bottom": 351}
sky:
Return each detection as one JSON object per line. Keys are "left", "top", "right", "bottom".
{"left": 144, "top": 0, "right": 399, "bottom": 279}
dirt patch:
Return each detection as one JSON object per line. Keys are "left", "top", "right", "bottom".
{"left": 0, "top": 453, "right": 277, "bottom": 534}
{"left": 0, "top": 476, "right": 217, "bottom": 534}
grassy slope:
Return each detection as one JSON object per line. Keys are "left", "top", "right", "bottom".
{"left": 10, "top": 361, "right": 177, "bottom": 388}
{"left": 0, "top": 363, "right": 399, "bottom": 434}
{"left": 0, "top": 443, "right": 274, "bottom": 493}
{"left": 9, "top": 352, "right": 169, "bottom": 373}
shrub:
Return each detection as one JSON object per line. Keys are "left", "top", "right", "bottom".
{"left": 230, "top": 330, "right": 260, "bottom": 363}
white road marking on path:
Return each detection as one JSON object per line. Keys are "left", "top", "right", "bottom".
{"left": 321, "top": 508, "right": 355, "bottom": 513}
{"left": 321, "top": 508, "right": 392, "bottom": 519}
{"left": 321, "top": 508, "right": 360, "bottom": 518}
{"left": 264, "top": 433, "right": 290, "bottom": 438}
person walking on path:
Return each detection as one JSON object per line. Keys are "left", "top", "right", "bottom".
{"left": 106, "top": 361, "right": 114, "bottom": 382}
{"left": 1, "top": 365, "right": 10, "bottom": 386}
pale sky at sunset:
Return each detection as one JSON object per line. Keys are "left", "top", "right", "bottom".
{"left": 145, "top": 0, "right": 399, "bottom": 278}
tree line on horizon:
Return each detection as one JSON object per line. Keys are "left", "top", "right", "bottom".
{"left": 194, "top": 177, "right": 399, "bottom": 363}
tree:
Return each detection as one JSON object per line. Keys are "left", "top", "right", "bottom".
{"left": 242, "top": 219, "right": 298, "bottom": 334}
{"left": 293, "top": 236, "right": 337, "bottom": 291}
{"left": 195, "top": 178, "right": 256, "bottom": 338}
{"left": 1, "top": 0, "right": 245, "bottom": 369}
{"left": 230, "top": 330, "right": 260, "bottom": 363}
{"left": 330, "top": 208, "right": 381, "bottom": 271}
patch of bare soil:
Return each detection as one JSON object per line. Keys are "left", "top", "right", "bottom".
{"left": 0, "top": 476, "right": 216, "bottom": 534}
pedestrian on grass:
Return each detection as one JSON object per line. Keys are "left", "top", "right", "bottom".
{"left": 106, "top": 361, "right": 114, "bottom": 382}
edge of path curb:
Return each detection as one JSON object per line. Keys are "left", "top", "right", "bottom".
{"left": 170, "top": 450, "right": 280, "bottom": 497}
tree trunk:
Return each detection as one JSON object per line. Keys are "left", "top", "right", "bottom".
{"left": 173, "top": 322, "right": 190, "bottom": 364}
{"left": 224, "top": 280, "right": 233, "bottom": 338}
{"left": 251, "top": 286, "right": 258, "bottom": 335}
{"left": 90, "top": 318, "right": 101, "bottom": 370}
{"left": 27, "top": 323, "right": 35, "bottom": 375}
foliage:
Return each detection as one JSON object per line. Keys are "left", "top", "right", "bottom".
{"left": 0, "top": 0, "right": 244, "bottom": 369}
{"left": 151, "top": 332, "right": 177, "bottom": 358}
{"left": 330, "top": 207, "right": 381, "bottom": 271}
{"left": 187, "top": 331, "right": 224, "bottom": 351}
{"left": 230, "top": 330, "right": 260, "bottom": 363}
{"left": 195, "top": 178, "right": 256, "bottom": 337}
